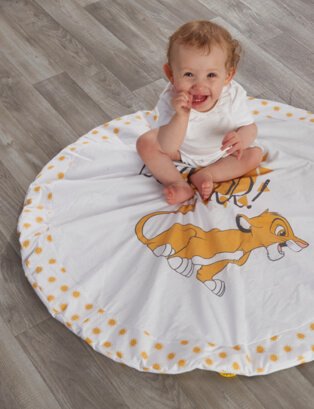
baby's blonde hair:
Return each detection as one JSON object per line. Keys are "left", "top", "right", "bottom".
{"left": 166, "top": 20, "right": 241, "bottom": 71}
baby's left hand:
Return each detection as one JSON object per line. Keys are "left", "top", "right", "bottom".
{"left": 221, "top": 131, "right": 244, "bottom": 160}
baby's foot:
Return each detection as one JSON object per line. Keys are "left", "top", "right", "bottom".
{"left": 163, "top": 181, "right": 194, "bottom": 205}
{"left": 190, "top": 172, "right": 214, "bottom": 200}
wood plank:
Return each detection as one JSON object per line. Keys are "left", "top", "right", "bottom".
{"left": 16, "top": 318, "right": 131, "bottom": 409}
{"left": 0, "top": 315, "right": 62, "bottom": 409}
{"left": 0, "top": 12, "right": 62, "bottom": 84}
{"left": 34, "top": 72, "right": 110, "bottom": 135}
{"left": 0, "top": 228, "right": 49, "bottom": 336}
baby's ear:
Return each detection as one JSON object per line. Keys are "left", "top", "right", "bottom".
{"left": 163, "top": 63, "right": 174, "bottom": 83}
{"left": 225, "top": 67, "right": 236, "bottom": 84}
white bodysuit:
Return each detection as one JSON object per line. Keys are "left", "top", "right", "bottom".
{"left": 150, "top": 80, "right": 258, "bottom": 167}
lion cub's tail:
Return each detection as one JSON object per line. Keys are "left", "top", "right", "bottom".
{"left": 135, "top": 203, "right": 195, "bottom": 245}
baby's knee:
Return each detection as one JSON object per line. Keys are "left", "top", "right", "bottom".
{"left": 247, "top": 147, "right": 263, "bottom": 167}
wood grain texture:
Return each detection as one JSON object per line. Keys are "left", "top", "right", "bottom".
{"left": 0, "top": 0, "right": 313, "bottom": 408}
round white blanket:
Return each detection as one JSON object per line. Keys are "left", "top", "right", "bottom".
{"left": 18, "top": 98, "right": 314, "bottom": 376}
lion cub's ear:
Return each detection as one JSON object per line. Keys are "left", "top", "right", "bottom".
{"left": 236, "top": 214, "right": 251, "bottom": 233}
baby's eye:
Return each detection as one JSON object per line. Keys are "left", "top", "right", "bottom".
{"left": 207, "top": 73, "right": 216, "bottom": 78}
{"left": 183, "top": 72, "right": 193, "bottom": 77}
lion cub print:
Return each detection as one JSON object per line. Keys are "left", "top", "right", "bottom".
{"left": 135, "top": 205, "right": 308, "bottom": 296}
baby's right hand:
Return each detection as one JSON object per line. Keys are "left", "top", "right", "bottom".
{"left": 171, "top": 91, "right": 192, "bottom": 116}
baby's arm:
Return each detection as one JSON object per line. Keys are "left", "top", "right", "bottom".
{"left": 221, "top": 123, "right": 257, "bottom": 159}
{"left": 157, "top": 91, "right": 192, "bottom": 156}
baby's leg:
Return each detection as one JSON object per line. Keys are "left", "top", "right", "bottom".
{"left": 189, "top": 147, "right": 263, "bottom": 200}
{"left": 136, "top": 129, "right": 194, "bottom": 204}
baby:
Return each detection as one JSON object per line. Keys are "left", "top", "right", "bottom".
{"left": 136, "top": 20, "right": 263, "bottom": 205}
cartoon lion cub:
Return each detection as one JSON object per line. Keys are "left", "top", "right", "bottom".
{"left": 135, "top": 205, "right": 308, "bottom": 296}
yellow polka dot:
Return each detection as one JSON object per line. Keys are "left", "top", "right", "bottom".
{"left": 180, "top": 340, "right": 189, "bottom": 345}
{"left": 297, "top": 332, "right": 305, "bottom": 339}
{"left": 103, "top": 341, "right": 112, "bottom": 348}
{"left": 47, "top": 295, "right": 55, "bottom": 302}
{"left": 98, "top": 308, "right": 105, "bottom": 314}
{"left": 57, "top": 172, "right": 65, "bottom": 179}
{"left": 119, "top": 328, "right": 127, "bottom": 335}
{"left": 310, "top": 323, "right": 314, "bottom": 330}
{"left": 47, "top": 235, "right": 53, "bottom": 242}
{"left": 83, "top": 318, "right": 90, "bottom": 323}
{"left": 66, "top": 322, "right": 72, "bottom": 328}
{"left": 23, "top": 223, "right": 31, "bottom": 229}
{"left": 130, "top": 338, "right": 137, "bottom": 346}
{"left": 205, "top": 358, "right": 213, "bottom": 366}
{"left": 71, "top": 314, "right": 79, "bottom": 321}
{"left": 61, "top": 267, "right": 66, "bottom": 273}
{"left": 35, "top": 247, "right": 42, "bottom": 254}
{"left": 153, "top": 115, "right": 158, "bottom": 121}
{"left": 48, "top": 193, "right": 53, "bottom": 200}
{"left": 310, "top": 118, "right": 314, "bottom": 123}
{"left": 193, "top": 346, "right": 201, "bottom": 354}
{"left": 270, "top": 354, "right": 278, "bottom": 361}
{"left": 299, "top": 117, "right": 306, "bottom": 120}
{"left": 232, "top": 362, "right": 240, "bottom": 370}
{"left": 261, "top": 101, "right": 268, "bottom": 105}
{"left": 58, "top": 156, "right": 66, "bottom": 161}
{"left": 252, "top": 110, "right": 260, "bottom": 115}
{"left": 144, "top": 331, "right": 151, "bottom": 336}
{"left": 135, "top": 115, "right": 142, "bottom": 120}
{"left": 178, "top": 359, "right": 186, "bottom": 367}
{"left": 60, "top": 303, "right": 68, "bottom": 311}
{"left": 103, "top": 122, "right": 109, "bottom": 127}
{"left": 207, "top": 342, "right": 216, "bottom": 347}
{"left": 26, "top": 259, "right": 30, "bottom": 267}
{"left": 154, "top": 343, "right": 163, "bottom": 350}
{"left": 167, "top": 353, "right": 176, "bottom": 360}
{"left": 72, "top": 291, "right": 80, "bottom": 298}
{"left": 113, "top": 128, "right": 119, "bottom": 134}
{"left": 92, "top": 130, "right": 98, "bottom": 134}
{"left": 59, "top": 285, "right": 68, "bottom": 292}
{"left": 82, "top": 141, "right": 89, "bottom": 145}
{"left": 219, "top": 352, "right": 227, "bottom": 359}
{"left": 35, "top": 266, "right": 43, "bottom": 273}
{"left": 233, "top": 345, "right": 241, "bottom": 351}
{"left": 32, "top": 283, "right": 38, "bottom": 289}
{"left": 85, "top": 338, "right": 93, "bottom": 345}
{"left": 47, "top": 165, "right": 54, "bottom": 169}
{"left": 284, "top": 345, "right": 292, "bottom": 352}
{"left": 48, "top": 276, "right": 56, "bottom": 283}
{"left": 22, "top": 240, "right": 30, "bottom": 249}
{"left": 124, "top": 121, "right": 131, "bottom": 125}
{"left": 257, "top": 368, "right": 265, "bottom": 373}
{"left": 141, "top": 351, "right": 148, "bottom": 359}
{"left": 298, "top": 355, "right": 305, "bottom": 362}
{"left": 102, "top": 136, "right": 109, "bottom": 140}
{"left": 311, "top": 345, "right": 314, "bottom": 352}
{"left": 256, "top": 345, "right": 265, "bottom": 353}
{"left": 35, "top": 217, "right": 43, "bottom": 223}
{"left": 286, "top": 113, "right": 293, "bottom": 117}
{"left": 108, "top": 319, "right": 117, "bottom": 326}
{"left": 270, "top": 335, "right": 278, "bottom": 341}
{"left": 49, "top": 259, "right": 56, "bottom": 264}
{"left": 34, "top": 186, "right": 41, "bottom": 192}
{"left": 248, "top": 96, "right": 255, "bottom": 100}
{"left": 92, "top": 327, "right": 101, "bottom": 335}
{"left": 273, "top": 106, "right": 281, "bottom": 111}
{"left": 37, "top": 205, "right": 44, "bottom": 210}
{"left": 152, "top": 363, "right": 161, "bottom": 370}
{"left": 85, "top": 304, "right": 93, "bottom": 310}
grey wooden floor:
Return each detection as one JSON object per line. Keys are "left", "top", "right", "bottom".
{"left": 1, "top": 0, "right": 314, "bottom": 408}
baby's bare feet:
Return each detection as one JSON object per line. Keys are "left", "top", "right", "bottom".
{"left": 163, "top": 181, "right": 194, "bottom": 205}
{"left": 190, "top": 171, "right": 214, "bottom": 200}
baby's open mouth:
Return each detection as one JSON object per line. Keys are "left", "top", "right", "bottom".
{"left": 192, "top": 95, "right": 208, "bottom": 104}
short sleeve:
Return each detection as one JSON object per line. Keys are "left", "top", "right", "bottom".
{"left": 145, "top": 82, "right": 175, "bottom": 130}
{"left": 230, "top": 81, "right": 254, "bottom": 128}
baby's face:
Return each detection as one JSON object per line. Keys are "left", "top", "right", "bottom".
{"left": 165, "top": 44, "right": 234, "bottom": 112}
